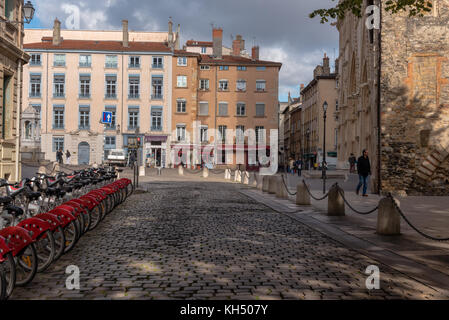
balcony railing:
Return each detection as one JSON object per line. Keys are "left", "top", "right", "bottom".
{"left": 129, "top": 63, "right": 140, "bottom": 68}
{"left": 105, "top": 93, "right": 117, "bottom": 99}
{"left": 79, "top": 93, "right": 91, "bottom": 99}
{"left": 151, "top": 126, "right": 162, "bottom": 131}
{"left": 128, "top": 93, "right": 140, "bottom": 99}
{"left": 54, "top": 62, "right": 65, "bottom": 67}
{"left": 105, "top": 62, "right": 118, "bottom": 68}
{"left": 30, "top": 61, "right": 41, "bottom": 66}
{"left": 29, "top": 92, "right": 41, "bottom": 98}
{"left": 151, "top": 94, "right": 163, "bottom": 100}
{"left": 152, "top": 64, "right": 163, "bottom": 69}
{"left": 53, "top": 92, "right": 65, "bottom": 98}
{"left": 79, "top": 62, "right": 91, "bottom": 68}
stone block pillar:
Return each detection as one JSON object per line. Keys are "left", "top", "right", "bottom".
{"left": 296, "top": 182, "right": 311, "bottom": 205}
{"left": 178, "top": 165, "right": 184, "bottom": 176}
{"left": 327, "top": 184, "right": 345, "bottom": 216}
{"left": 377, "top": 197, "right": 401, "bottom": 235}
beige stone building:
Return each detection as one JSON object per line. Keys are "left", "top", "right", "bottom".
{"left": 337, "top": 0, "right": 449, "bottom": 195}
{"left": 170, "top": 28, "right": 282, "bottom": 169}
{"left": 22, "top": 19, "right": 177, "bottom": 166}
{"left": 300, "top": 54, "right": 338, "bottom": 169}
{"left": 0, "top": 0, "right": 30, "bottom": 181}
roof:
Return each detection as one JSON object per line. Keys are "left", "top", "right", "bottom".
{"left": 23, "top": 39, "right": 171, "bottom": 53}
{"left": 200, "top": 54, "right": 282, "bottom": 67}
{"left": 173, "top": 50, "right": 201, "bottom": 57}
{"left": 301, "top": 73, "right": 337, "bottom": 95}
{"left": 185, "top": 40, "right": 213, "bottom": 47}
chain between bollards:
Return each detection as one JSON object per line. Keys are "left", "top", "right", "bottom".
{"left": 281, "top": 174, "right": 297, "bottom": 196}
{"left": 337, "top": 188, "right": 379, "bottom": 215}
{"left": 302, "top": 180, "right": 330, "bottom": 201}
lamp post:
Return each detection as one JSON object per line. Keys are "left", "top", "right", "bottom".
{"left": 322, "top": 101, "right": 328, "bottom": 194}
{"left": 306, "top": 128, "right": 310, "bottom": 170}
{"left": 0, "top": 1, "right": 35, "bottom": 24}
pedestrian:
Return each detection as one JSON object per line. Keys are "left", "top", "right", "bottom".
{"left": 289, "top": 158, "right": 295, "bottom": 174}
{"left": 66, "top": 150, "right": 71, "bottom": 165}
{"left": 129, "top": 151, "right": 136, "bottom": 169}
{"left": 296, "top": 159, "right": 302, "bottom": 177}
{"left": 56, "top": 149, "right": 63, "bottom": 164}
{"left": 348, "top": 153, "right": 356, "bottom": 173}
{"left": 356, "top": 149, "right": 371, "bottom": 197}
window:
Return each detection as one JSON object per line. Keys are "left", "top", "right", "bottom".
{"left": 256, "top": 80, "right": 266, "bottom": 91}
{"left": 79, "top": 54, "right": 91, "bottom": 67}
{"left": 151, "top": 107, "right": 163, "bottom": 131}
{"left": 199, "top": 79, "right": 209, "bottom": 90}
{"left": 52, "top": 137, "right": 64, "bottom": 152}
{"left": 177, "top": 76, "right": 187, "bottom": 88}
{"left": 200, "top": 126, "right": 208, "bottom": 142}
{"left": 105, "top": 136, "right": 116, "bottom": 150}
{"left": 219, "top": 66, "right": 229, "bottom": 71}
{"left": 200, "top": 65, "right": 210, "bottom": 70}
{"left": 128, "top": 75, "right": 140, "bottom": 98}
{"left": 256, "top": 126, "right": 265, "bottom": 143}
{"left": 5, "top": 0, "right": 14, "bottom": 20}
{"left": 256, "top": 66, "right": 266, "bottom": 71}
{"left": 54, "top": 54, "right": 66, "bottom": 67}
{"left": 30, "top": 54, "right": 41, "bottom": 66}
{"left": 218, "top": 125, "right": 227, "bottom": 142}
{"left": 128, "top": 108, "right": 139, "bottom": 129}
{"left": 177, "top": 99, "right": 186, "bottom": 113}
{"left": 236, "top": 102, "right": 246, "bottom": 116}
{"left": 237, "top": 66, "right": 247, "bottom": 71}
{"left": 256, "top": 103, "right": 265, "bottom": 117}
{"left": 30, "top": 74, "right": 41, "bottom": 97}
{"left": 152, "top": 76, "right": 163, "bottom": 99}
{"left": 129, "top": 56, "right": 140, "bottom": 68}
{"left": 236, "top": 125, "right": 245, "bottom": 143}
{"left": 79, "top": 74, "right": 91, "bottom": 98}
{"left": 199, "top": 102, "right": 208, "bottom": 116}
{"left": 53, "top": 106, "right": 64, "bottom": 129}
{"left": 201, "top": 47, "right": 207, "bottom": 54}
{"left": 105, "top": 75, "right": 117, "bottom": 98}
{"left": 177, "top": 57, "right": 187, "bottom": 66}
{"left": 236, "top": 79, "right": 246, "bottom": 91}
{"left": 105, "top": 106, "right": 116, "bottom": 129}
{"left": 105, "top": 55, "right": 118, "bottom": 68}
{"left": 53, "top": 74, "right": 65, "bottom": 98}
{"left": 219, "top": 80, "right": 228, "bottom": 91}
{"left": 336, "top": 99, "right": 339, "bottom": 111}
{"left": 176, "top": 125, "right": 186, "bottom": 141}
{"left": 79, "top": 106, "right": 90, "bottom": 130}
{"left": 152, "top": 56, "right": 163, "bottom": 69}
{"left": 218, "top": 102, "right": 228, "bottom": 116}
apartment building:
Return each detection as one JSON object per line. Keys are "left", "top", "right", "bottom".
{"left": 1, "top": 0, "right": 30, "bottom": 181}
{"left": 22, "top": 19, "right": 177, "bottom": 165}
{"left": 171, "top": 28, "right": 282, "bottom": 169}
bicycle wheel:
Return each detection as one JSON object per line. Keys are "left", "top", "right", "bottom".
{"left": 2, "top": 252, "right": 16, "bottom": 298}
{"left": 35, "top": 230, "right": 56, "bottom": 273}
{"left": 63, "top": 221, "right": 79, "bottom": 254}
{"left": 52, "top": 226, "right": 65, "bottom": 261}
{"left": 82, "top": 211, "right": 91, "bottom": 233}
{"left": 14, "top": 243, "right": 38, "bottom": 286}
{"left": 0, "top": 266, "right": 6, "bottom": 300}
{"left": 88, "top": 206, "right": 101, "bottom": 231}
{"left": 76, "top": 214, "right": 85, "bottom": 237}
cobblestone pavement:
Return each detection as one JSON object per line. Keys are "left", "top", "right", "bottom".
{"left": 11, "top": 181, "right": 447, "bottom": 300}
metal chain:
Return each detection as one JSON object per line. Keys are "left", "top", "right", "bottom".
{"left": 184, "top": 168, "right": 202, "bottom": 174}
{"left": 302, "top": 180, "right": 329, "bottom": 201}
{"left": 281, "top": 174, "right": 297, "bottom": 196}
{"left": 210, "top": 169, "right": 226, "bottom": 174}
{"left": 337, "top": 188, "right": 378, "bottom": 215}
{"left": 388, "top": 193, "right": 449, "bottom": 241}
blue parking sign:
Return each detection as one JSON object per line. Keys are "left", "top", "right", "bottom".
{"left": 102, "top": 111, "right": 112, "bottom": 124}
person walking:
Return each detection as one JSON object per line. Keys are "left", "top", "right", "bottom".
{"left": 66, "top": 150, "right": 71, "bottom": 165}
{"left": 296, "top": 159, "right": 302, "bottom": 177}
{"left": 356, "top": 149, "right": 371, "bottom": 197}
{"left": 348, "top": 153, "right": 356, "bottom": 173}
{"left": 129, "top": 151, "right": 136, "bottom": 169}
{"left": 289, "top": 158, "right": 295, "bottom": 174}
{"left": 56, "top": 149, "right": 63, "bottom": 164}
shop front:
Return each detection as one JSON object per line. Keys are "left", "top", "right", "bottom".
{"left": 145, "top": 135, "right": 168, "bottom": 168}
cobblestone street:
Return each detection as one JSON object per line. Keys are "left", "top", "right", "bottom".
{"left": 11, "top": 180, "right": 447, "bottom": 300}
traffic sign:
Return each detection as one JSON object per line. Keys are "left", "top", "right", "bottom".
{"left": 102, "top": 111, "right": 112, "bottom": 124}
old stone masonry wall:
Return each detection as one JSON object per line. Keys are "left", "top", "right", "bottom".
{"left": 381, "top": 0, "right": 449, "bottom": 195}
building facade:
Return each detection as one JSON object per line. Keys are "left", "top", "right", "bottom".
{"left": 22, "top": 19, "right": 177, "bottom": 166}
{"left": 1, "top": 0, "right": 29, "bottom": 181}
{"left": 337, "top": 0, "right": 449, "bottom": 195}
{"left": 171, "top": 28, "right": 282, "bottom": 169}
{"left": 300, "top": 54, "right": 338, "bottom": 169}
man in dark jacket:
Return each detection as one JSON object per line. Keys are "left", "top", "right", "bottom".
{"left": 356, "top": 149, "right": 371, "bottom": 196}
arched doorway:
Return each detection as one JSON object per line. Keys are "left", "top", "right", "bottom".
{"left": 78, "top": 142, "right": 90, "bottom": 164}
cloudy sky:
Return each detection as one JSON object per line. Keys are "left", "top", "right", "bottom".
{"left": 26, "top": 0, "right": 339, "bottom": 101}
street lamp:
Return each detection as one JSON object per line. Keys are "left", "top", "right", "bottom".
{"left": 322, "top": 101, "right": 328, "bottom": 194}
{"left": 306, "top": 128, "right": 310, "bottom": 170}
{"left": 0, "top": 1, "right": 35, "bottom": 24}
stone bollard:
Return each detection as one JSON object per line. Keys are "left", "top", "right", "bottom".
{"left": 178, "top": 165, "right": 184, "bottom": 176}
{"left": 203, "top": 167, "right": 209, "bottom": 178}
{"left": 296, "top": 182, "right": 311, "bottom": 205}
{"left": 257, "top": 174, "right": 264, "bottom": 190}
{"left": 276, "top": 176, "right": 289, "bottom": 199}
{"left": 268, "top": 175, "right": 277, "bottom": 194}
{"left": 235, "top": 170, "right": 242, "bottom": 183}
{"left": 139, "top": 165, "right": 145, "bottom": 176}
{"left": 243, "top": 171, "right": 250, "bottom": 185}
{"left": 38, "top": 165, "right": 47, "bottom": 174}
{"left": 225, "top": 169, "right": 230, "bottom": 180}
{"left": 249, "top": 172, "right": 258, "bottom": 187}
{"left": 262, "top": 175, "right": 270, "bottom": 192}
{"left": 53, "top": 162, "right": 60, "bottom": 173}
{"left": 377, "top": 197, "right": 401, "bottom": 235}
{"left": 327, "top": 184, "right": 345, "bottom": 216}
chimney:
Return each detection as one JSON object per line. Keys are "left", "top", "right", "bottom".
{"left": 212, "top": 27, "right": 223, "bottom": 59}
{"left": 52, "top": 18, "right": 61, "bottom": 46}
{"left": 168, "top": 18, "right": 173, "bottom": 46}
{"left": 122, "top": 20, "right": 129, "bottom": 47}
{"left": 238, "top": 34, "right": 245, "bottom": 51}
{"left": 251, "top": 46, "right": 259, "bottom": 61}
{"left": 232, "top": 35, "right": 243, "bottom": 56}
{"left": 323, "top": 53, "right": 330, "bottom": 75}
{"left": 175, "top": 24, "right": 180, "bottom": 50}
{"left": 299, "top": 84, "right": 304, "bottom": 103}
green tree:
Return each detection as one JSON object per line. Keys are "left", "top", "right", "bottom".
{"left": 310, "top": 0, "right": 433, "bottom": 23}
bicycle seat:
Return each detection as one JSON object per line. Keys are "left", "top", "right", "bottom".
{"left": 0, "top": 196, "right": 13, "bottom": 204}
{"left": 25, "top": 191, "right": 41, "bottom": 201}
{"left": 5, "top": 204, "right": 24, "bottom": 217}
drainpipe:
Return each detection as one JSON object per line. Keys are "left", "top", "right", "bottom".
{"left": 376, "top": 0, "right": 382, "bottom": 194}
{"left": 15, "top": 59, "right": 22, "bottom": 181}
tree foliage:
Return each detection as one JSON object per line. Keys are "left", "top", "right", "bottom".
{"left": 310, "top": 0, "right": 433, "bottom": 23}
